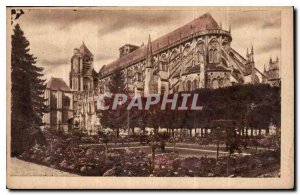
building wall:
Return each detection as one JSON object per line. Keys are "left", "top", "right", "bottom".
{"left": 207, "top": 71, "right": 231, "bottom": 89}
{"left": 73, "top": 91, "right": 98, "bottom": 134}
{"left": 98, "top": 30, "right": 239, "bottom": 96}
{"left": 43, "top": 89, "right": 73, "bottom": 132}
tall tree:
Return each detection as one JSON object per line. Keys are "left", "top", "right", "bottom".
{"left": 100, "top": 69, "right": 127, "bottom": 138}
{"left": 11, "top": 24, "right": 47, "bottom": 155}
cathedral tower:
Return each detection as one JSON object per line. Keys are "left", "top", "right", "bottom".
{"left": 268, "top": 57, "right": 280, "bottom": 81}
{"left": 70, "top": 42, "right": 94, "bottom": 92}
{"left": 244, "top": 46, "right": 256, "bottom": 83}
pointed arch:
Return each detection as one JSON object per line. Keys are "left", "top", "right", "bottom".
{"left": 195, "top": 41, "right": 205, "bottom": 65}
{"left": 183, "top": 43, "right": 191, "bottom": 57}
{"left": 196, "top": 41, "right": 205, "bottom": 54}
{"left": 186, "top": 80, "right": 192, "bottom": 91}
{"left": 218, "top": 78, "right": 224, "bottom": 88}
{"left": 208, "top": 39, "right": 220, "bottom": 63}
{"left": 170, "top": 49, "right": 179, "bottom": 60}
{"left": 212, "top": 78, "right": 219, "bottom": 89}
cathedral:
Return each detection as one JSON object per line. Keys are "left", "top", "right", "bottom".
{"left": 43, "top": 13, "right": 280, "bottom": 134}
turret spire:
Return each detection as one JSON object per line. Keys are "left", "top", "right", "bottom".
{"left": 147, "top": 34, "right": 152, "bottom": 58}
{"left": 144, "top": 34, "right": 155, "bottom": 95}
{"left": 251, "top": 45, "right": 254, "bottom": 62}
{"left": 146, "top": 34, "right": 153, "bottom": 68}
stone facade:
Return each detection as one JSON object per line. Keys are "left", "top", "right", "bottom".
{"left": 43, "top": 77, "right": 73, "bottom": 132}
{"left": 69, "top": 43, "right": 99, "bottom": 134}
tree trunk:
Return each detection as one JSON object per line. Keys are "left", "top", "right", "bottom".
{"left": 259, "top": 129, "right": 262, "bottom": 136}
{"left": 189, "top": 128, "right": 192, "bottom": 137}
{"left": 173, "top": 141, "right": 176, "bottom": 152}
{"left": 116, "top": 128, "right": 120, "bottom": 138}
{"left": 172, "top": 129, "right": 174, "bottom": 137}
{"left": 227, "top": 153, "right": 231, "bottom": 177}
{"left": 152, "top": 146, "right": 156, "bottom": 169}
{"left": 251, "top": 127, "right": 253, "bottom": 137}
{"left": 266, "top": 128, "right": 270, "bottom": 136}
{"left": 217, "top": 142, "right": 220, "bottom": 161}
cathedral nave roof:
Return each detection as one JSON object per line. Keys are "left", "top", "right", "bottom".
{"left": 99, "top": 13, "right": 220, "bottom": 78}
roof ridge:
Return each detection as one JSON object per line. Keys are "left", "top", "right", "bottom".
{"left": 46, "top": 77, "right": 71, "bottom": 91}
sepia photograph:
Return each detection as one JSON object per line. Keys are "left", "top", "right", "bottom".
{"left": 6, "top": 6, "right": 294, "bottom": 189}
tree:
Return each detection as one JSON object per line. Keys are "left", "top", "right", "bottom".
{"left": 11, "top": 24, "right": 47, "bottom": 155}
{"left": 210, "top": 127, "right": 225, "bottom": 161}
{"left": 99, "top": 69, "right": 127, "bottom": 138}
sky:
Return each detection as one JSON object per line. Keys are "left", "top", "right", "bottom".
{"left": 11, "top": 8, "right": 281, "bottom": 83}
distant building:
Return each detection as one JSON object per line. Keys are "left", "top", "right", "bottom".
{"left": 262, "top": 57, "right": 281, "bottom": 86}
{"left": 43, "top": 77, "right": 73, "bottom": 132}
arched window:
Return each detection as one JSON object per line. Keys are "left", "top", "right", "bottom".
{"left": 73, "top": 57, "right": 80, "bottom": 73}
{"left": 208, "top": 39, "right": 220, "bottom": 63}
{"left": 183, "top": 44, "right": 191, "bottom": 57}
{"left": 193, "top": 79, "right": 198, "bottom": 90}
{"left": 170, "top": 49, "right": 178, "bottom": 61}
{"left": 222, "top": 39, "right": 230, "bottom": 52}
{"left": 218, "top": 78, "right": 224, "bottom": 88}
{"left": 161, "top": 62, "right": 168, "bottom": 71}
{"left": 209, "top": 50, "right": 214, "bottom": 63}
{"left": 197, "top": 52, "right": 204, "bottom": 64}
{"left": 186, "top": 80, "right": 192, "bottom": 91}
{"left": 213, "top": 50, "right": 219, "bottom": 63}
{"left": 196, "top": 41, "right": 205, "bottom": 54}
{"left": 137, "top": 73, "right": 142, "bottom": 82}
{"left": 212, "top": 79, "right": 219, "bottom": 89}
{"left": 196, "top": 41, "right": 205, "bottom": 64}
